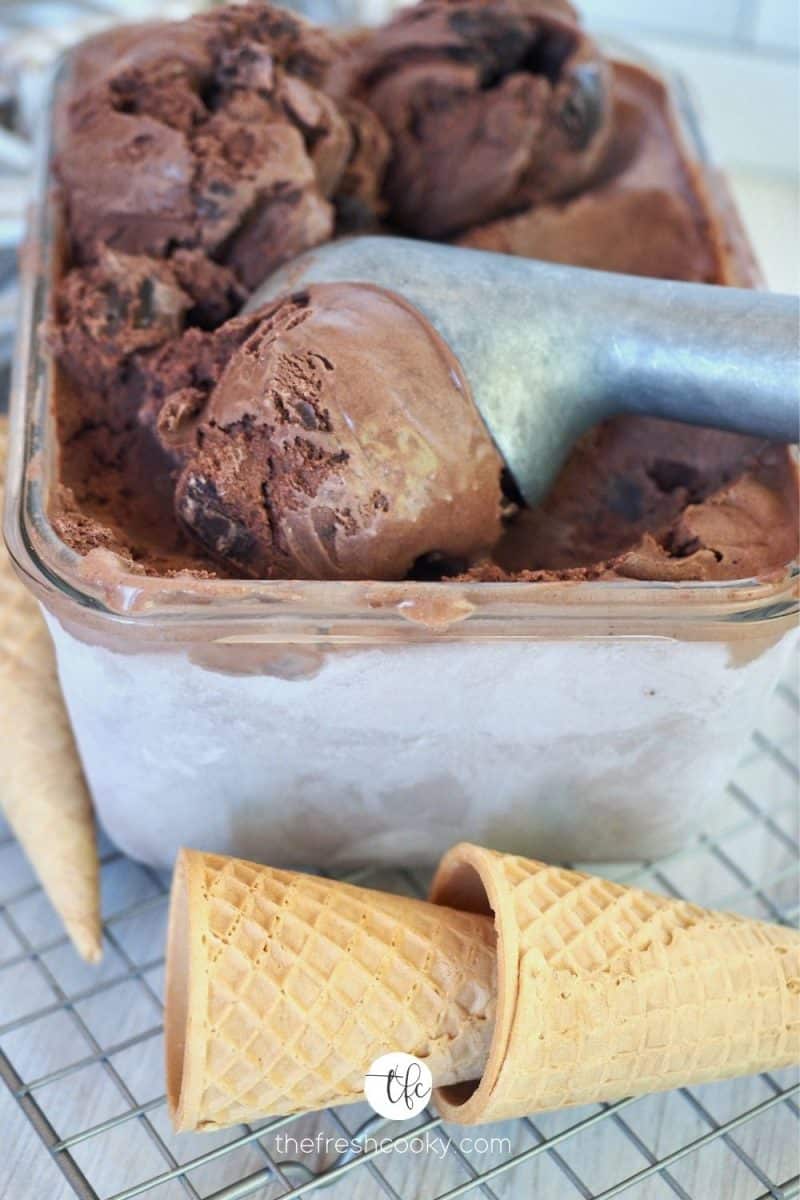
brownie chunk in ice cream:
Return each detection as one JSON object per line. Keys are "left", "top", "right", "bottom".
{"left": 50, "top": 248, "right": 194, "bottom": 395}
{"left": 163, "top": 283, "right": 503, "bottom": 580}
{"left": 349, "top": 0, "right": 613, "bottom": 238}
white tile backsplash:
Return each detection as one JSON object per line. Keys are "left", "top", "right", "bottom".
{"left": 754, "top": 0, "right": 800, "bottom": 51}
{"left": 582, "top": 0, "right": 742, "bottom": 41}
{"left": 632, "top": 34, "right": 799, "bottom": 174}
{"left": 575, "top": 0, "right": 798, "bottom": 176}
{"left": 582, "top": 0, "right": 800, "bottom": 60}
{"left": 729, "top": 170, "right": 800, "bottom": 293}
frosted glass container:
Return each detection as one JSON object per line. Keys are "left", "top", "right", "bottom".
{"left": 4, "top": 50, "right": 797, "bottom": 869}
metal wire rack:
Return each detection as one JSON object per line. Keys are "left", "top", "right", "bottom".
{"left": 0, "top": 661, "right": 798, "bottom": 1200}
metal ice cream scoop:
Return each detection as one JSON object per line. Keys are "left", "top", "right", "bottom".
{"left": 248, "top": 236, "right": 800, "bottom": 506}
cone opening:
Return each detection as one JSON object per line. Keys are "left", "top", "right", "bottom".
{"left": 433, "top": 859, "right": 494, "bottom": 1109}
{"left": 434, "top": 860, "right": 493, "bottom": 918}
{"left": 165, "top": 852, "right": 192, "bottom": 1125}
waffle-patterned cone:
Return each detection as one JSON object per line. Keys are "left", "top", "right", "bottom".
{"left": 165, "top": 849, "right": 497, "bottom": 1131}
{"left": 0, "top": 418, "right": 101, "bottom": 963}
{"left": 430, "top": 843, "right": 800, "bottom": 1124}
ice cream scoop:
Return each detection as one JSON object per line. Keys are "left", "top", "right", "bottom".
{"left": 166, "top": 282, "right": 504, "bottom": 580}
{"left": 251, "top": 237, "right": 800, "bottom": 507}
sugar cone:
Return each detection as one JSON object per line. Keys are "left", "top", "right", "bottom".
{"left": 165, "top": 849, "right": 497, "bottom": 1131}
{"left": 430, "top": 843, "right": 800, "bottom": 1124}
{"left": 166, "top": 843, "right": 799, "bottom": 1132}
{"left": 0, "top": 417, "right": 102, "bottom": 963}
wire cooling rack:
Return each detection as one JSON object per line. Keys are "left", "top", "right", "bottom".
{"left": 0, "top": 662, "right": 798, "bottom": 1200}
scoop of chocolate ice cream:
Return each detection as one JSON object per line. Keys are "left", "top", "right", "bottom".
{"left": 48, "top": 245, "right": 250, "bottom": 412}
{"left": 56, "top": 4, "right": 388, "bottom": 290}
{"left": 49, "top": 248, "right": 193, "bottom": 395}
{"left": 167, "top": 283, "right": 503, "bottom": 580}
{"left": 458, "top": 63, "right": 720, "bottom": 283}
{"left": 333, "top": 97, "right": 392, "bottom": 230}
{"left": 349, "top": 0, "right": 613, "bottom": 238}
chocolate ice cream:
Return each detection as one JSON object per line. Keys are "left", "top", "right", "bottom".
{"left": 50, "top": 248, "right": 193, "bottom": 396}
{"left": 477, "top": 422, "right": 799, "bottom": 583}
{"left": 46, "top": 0, "right": 797, "bottom": 586}
{"left": 458, "top": 62, "right": 722, "bottom": 282}
{"left": 56, "top": 5, "right": 388, "bottom": 291}
{"left": 349, "top": 0, "right": 614, "bottom": 239}
{"left": 167, "top": 283, "right": 503, "bottom": 580}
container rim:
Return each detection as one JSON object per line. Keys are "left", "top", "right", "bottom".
{"left": 3, "top": 50, "right": 798, "bottom": 642}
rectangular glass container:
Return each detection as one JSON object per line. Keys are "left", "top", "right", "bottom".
{"left": 4, "top": 50, "right": 798, "bottom": 870}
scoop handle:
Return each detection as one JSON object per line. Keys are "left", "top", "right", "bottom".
{"left": 594, "top": 274, "right": 799, "bottom": 442}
